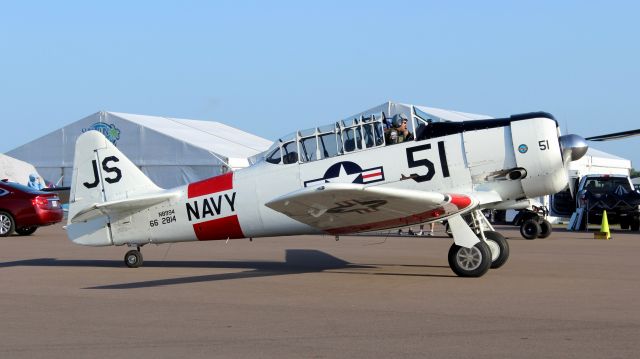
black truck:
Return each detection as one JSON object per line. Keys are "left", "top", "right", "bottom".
{"left": 576, "top": 174, "right": 640, "bottom": 230}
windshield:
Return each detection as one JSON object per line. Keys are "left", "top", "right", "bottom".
{"left": 583, "top": 177, "right": 632, "bottom": 193}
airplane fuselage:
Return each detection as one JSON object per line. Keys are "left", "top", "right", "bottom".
{"left": 75, "top": 114, "right": 568, "bottom": 247}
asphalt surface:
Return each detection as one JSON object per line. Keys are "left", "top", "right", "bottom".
{"left": 1, "top": 223, "right": 639, "bottom": 358}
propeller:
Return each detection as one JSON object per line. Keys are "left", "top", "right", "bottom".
{"left": 559, "top": 134, "right": 588, "bottom": 164}
{"left": 558, "top": 134, "right": 589, "bottom": 197}
{"left": 585, "top": 129, "right": 640, "bottom": 142}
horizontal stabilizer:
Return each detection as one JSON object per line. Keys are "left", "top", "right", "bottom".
{"left": 70, "top": 191, "right": 180, "bottom": 223}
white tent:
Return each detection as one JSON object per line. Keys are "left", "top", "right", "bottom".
{"left": 567, "top": 148, "right": 631, "bottom": 177}
{"left": 6, "top": 111, "right": 273, "bottom": 188}
{"left": 0, "top": 154, "right": 40, "bottom": 185}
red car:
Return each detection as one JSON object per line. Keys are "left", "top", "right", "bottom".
{"left": 0, "top": 180, "right": 64, "bottom": 236}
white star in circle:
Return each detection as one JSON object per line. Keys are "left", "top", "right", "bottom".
{"left": 325, "top": 164, "right": 360, "bottom": 184}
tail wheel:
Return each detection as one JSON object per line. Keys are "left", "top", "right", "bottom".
{"left": 448, "top": 242, "right": 492, "bottom": 277}
{"left": 538, "top": 219, "right": 552, "bottom": 238}
{"left": 483, "top": 231, "right": 509, "bottom": 269}
{"left": 124, "top": 250, "right": 144, "bottom": 268}
{"left": 15, "top": 227, "right": 38, "bottom": 236}
{"left": 0, "top": 211, "right": 15, "bottom": 237}
{"left": 520, "top": 219, "right": 541, "bottom": 240}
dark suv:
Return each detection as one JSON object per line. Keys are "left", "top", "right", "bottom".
{"left": 577, "top": 174, "right": 640, "bottom": 230}
{"left": 0, "top": 180, "right": 64, "bottom": 236}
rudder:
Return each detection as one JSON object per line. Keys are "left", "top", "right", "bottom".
{"left": 67, "top": 130, "right": 162, "bottom": 245}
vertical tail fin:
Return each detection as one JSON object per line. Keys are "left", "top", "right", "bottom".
{"left": 67, "top": 130, "right": 163, "bottom": 245}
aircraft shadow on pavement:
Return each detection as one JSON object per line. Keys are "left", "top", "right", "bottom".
{"left": 1, "top": 249, "right": 455, "bottom": 288}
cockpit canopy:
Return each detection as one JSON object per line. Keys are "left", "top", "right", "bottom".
{"left": 261, "top": 103, "right": 480, "bottom": 165}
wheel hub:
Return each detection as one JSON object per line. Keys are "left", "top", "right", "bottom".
{"left": 456, "top": 246, "right": 482, "bottom": 271}
{"left": 0, "top": 215, "right": 10, "bottom": 234}
{"left": 127, "top": 255, "right": 137, "bottom": 265}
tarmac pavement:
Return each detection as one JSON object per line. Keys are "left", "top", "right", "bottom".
{"left": 1, "top": 223, "right": 639, "bottom": 358}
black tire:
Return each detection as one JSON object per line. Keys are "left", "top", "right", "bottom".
{"left": 631, "top": 218, "right": 640, "bottom": 231}
{"left": 483, "top": 231, "right": 509, "bottom": 269}
{"left": 620, "top": 219, "right": 630, "bottom": 230}
{"left": 520, "top": 219, "right": 541, "bottom": 240}
{"left": 0, "top": 211, "right": 15, "bottom": 237}
{"left": 538, "top": 219, "right": 552, "bottom": 239}
{"left": 448, "top": 242, "right": 492, "bottom": 277}
{"left": 15, "top": 226, "right": 38, "bottom": 236}
{"left": 124, "top": 250, "right": 143, "bottom": 268}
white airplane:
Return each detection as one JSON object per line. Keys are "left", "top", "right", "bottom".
{"left": 65, "top": 109, "right": 589, "bottom": 277}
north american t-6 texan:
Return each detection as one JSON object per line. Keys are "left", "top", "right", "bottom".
{"left": 65, "top": 104, "right": 591, "bottom": 277}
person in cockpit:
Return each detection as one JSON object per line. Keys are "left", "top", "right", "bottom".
{"left": 385, "top": 114, "right": 413, "bottom": 144}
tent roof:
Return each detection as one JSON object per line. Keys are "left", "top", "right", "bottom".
{"left": 107, "top": 112, "right": 272, "bottom": 159}
{"left": 0, "top": 154, "right": 39, "bottom": 185}
{"left": 586, "top": 147, "right": 628, "bottom": 161}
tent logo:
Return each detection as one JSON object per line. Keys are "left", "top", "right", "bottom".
{"left": 82, "top": 123, "right": 121, "bottom": 145}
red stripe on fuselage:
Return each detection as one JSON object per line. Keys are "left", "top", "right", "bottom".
{"left": 188, "top": 172, "right": 233, "bottom": 198}
{"left": 187, "top": 173, "right": 242, "bottom": 240}
{"left": 192, "top": 215, "right": 245, "bottom": 241}
{"left": 362, "top": 172, "right": 381, "bottom": 179}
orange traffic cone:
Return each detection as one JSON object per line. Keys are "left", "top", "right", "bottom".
{"left": 594, "top": 210, "right": 611, "bottom": 240}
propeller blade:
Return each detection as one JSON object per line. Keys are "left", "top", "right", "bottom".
{"left": 585, "top": 129, "right": 640, "bottom": 142}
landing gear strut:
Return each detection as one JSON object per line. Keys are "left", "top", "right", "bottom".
{"left": 124, "top": 245, "right": 144, "bottom": 268}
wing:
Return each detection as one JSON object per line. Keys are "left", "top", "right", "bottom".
{"left": 265, "top": 183, "right": 477, "bottom": 234}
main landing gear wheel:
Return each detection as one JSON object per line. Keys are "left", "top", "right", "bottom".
{"left": 448, "top": 242, "right": 492, "bottom": 278}
{"left": 124, "top": 249, "right": 144, "bottom": 268}
{"left": 538, "top": 219, "right": 552, "bottom": 239}
{"left": 483, "top": 231, "right": 509, "bottom": 269}
{"left": 520, "top": 219, "right": 541, "bottom": 240}
{"left": 0, "top": 211, "right": 15, "bottom": 237}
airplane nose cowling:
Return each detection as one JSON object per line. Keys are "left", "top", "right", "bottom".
{"left": 559, "top": 134, "right": 588, "bottom": 163}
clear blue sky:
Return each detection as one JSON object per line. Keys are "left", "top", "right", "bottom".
{"left": 1, "top": 1, "right": 639, "bottom": 168}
